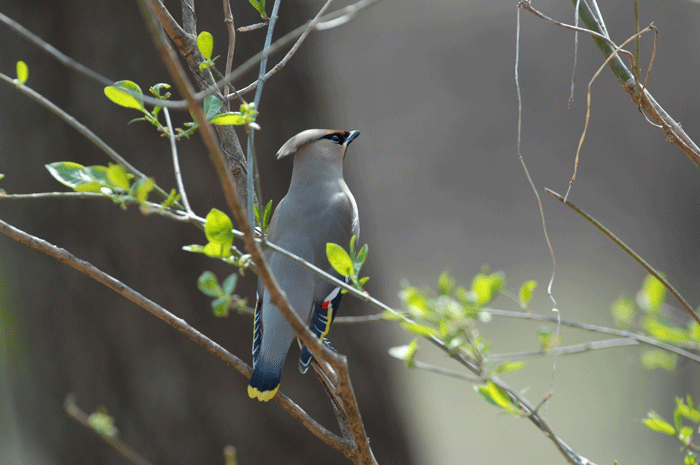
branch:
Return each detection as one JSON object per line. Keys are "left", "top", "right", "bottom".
{"left": 0, "top": 217, "right": 349, "bottom": 454}
{"left": 138, "top": 1, "right": 376, "bottom": 462}
{"left": 546, "top": 189, "right": 699, "bottom": 325}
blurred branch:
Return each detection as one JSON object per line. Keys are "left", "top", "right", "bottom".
{"left": 546, "top": 189, "right": 699, "bottom": 326}
{"left": 0, "top": 217, "right": 349, "bottom": 453}
{"left": 64, "top": 395, "right": 154, "bottom": 465}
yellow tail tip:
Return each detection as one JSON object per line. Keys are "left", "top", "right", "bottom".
{"left": 248, "top": 384, "right": 279, "bottom": 402}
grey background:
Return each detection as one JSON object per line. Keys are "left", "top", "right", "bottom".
{"left": 2, "top": 0, "right": 700, "bottom": 463}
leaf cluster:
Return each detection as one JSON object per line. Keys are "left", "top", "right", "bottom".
{"left": 611, "top": 274, "right": 700, "bottom": 371}
{"left": 326, "top": 235, "right": 369, "bottom": 292}
{"left": 197, "top": 270, "right": 248, "bottom": 317}
{"left": 644, "top": 396, "right": 700, "bottom": 465}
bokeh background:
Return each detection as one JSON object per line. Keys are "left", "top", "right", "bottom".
{"left": 2, "top": 0, "right": 700, "bottom": 463}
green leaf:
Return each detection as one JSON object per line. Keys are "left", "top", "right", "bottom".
{"left": 355, "top": 244, "right": 368, "bottom": 270}
{"left": 477, "top": 381, "right": 511, "bottom": 409}
{"left": 182, "top": 244, "right": 206, "bottom": 254}
{"left": 358, "top": 276, "right": 370, "bottom": 288}
{"left": 132, "top": 177, "right": 155, "bottom": 203}
{"left": 262, "top": 199, "right": 273, "bottom": 231}
{"left": 45, "top": 162, "right": 98, "bottom": 191}
{"left": 210, "top": 113, "right": 246, "bottom": 126}
{"left": 222, "top": 273, "right": 238, "bottom": 295}
{"left": 518, "top": 280, "right": 537, "bottom": 306}
{"left": 161, "top": 188, "right": 179, "bottom": 208}
{"left": 150, "top": 83, "right": 171, "bottom": 98}
{"left": 104, "top": 80, "right": 145, "bottom": 111}
{"left": 641, "top": 350, "right": 677, "bottom": 371}
{"left": 680, "top": 425, "right": 694, "bottom": 444}
{"left": 400, "top": 321, "right": 438, "bottom": 338}
{"left": 638, "top": 274, "right": 666, "bottom": 313}
{"left": 205, "top": 208, "right": 234, "bottom": 246}
{"left": 643, "top": 317, "right": 687, "bottom": 343}
{"left": 203, "top": 241, "right": 229, "bottom": 258}
{"left": 349, "top": 235, "right": 357, "bottom": 258}
{"left": 16, "top": 61, "right": 28, "bottom": 84}
{"left": 611, "top": 295, "right": 636, "bottom": 327}
{"left": 496, "top": 360, "right": 525, "bottom": 374}
{"left": 676, "top": 397, "right": 700, "bottom": 423}
{"left": 203, "top": 95, "right": 222, "bottom": 121}
{"left": 643, "top": 411, "right": 676, "bottom": 435}
{"left": 106, "top": 164, "right": 132, "bottom": 191}
{"left": 197, "top": 31, "right": 214, "bottom": 60}
{"left": 212, "top": 295, "right": 231, "bottom": 317}
{"left": 248, "top": 0, "right": 267, "bottom": 18}
{"left": 197, "top": 271, "right": 221, "bottom": 297}
{"left": 399, "top": 286, "right": 430, "bottom": 317}
{"left": 326, "top": 243, "right": 353, "bottom": 277}
{"left": 87, "top": 408, "right": 117, "bottom": 437}
{"left": 471, "top": 272, "right": 505, "bottom": 307}
{"left": 438, "top": 271, "right": 455, "bottom": 295}
{"left": 388, "top": 338, "right": 419, "bottom": 368}
{"left": 684, "top": 452, "right": 697, "bottom": 465}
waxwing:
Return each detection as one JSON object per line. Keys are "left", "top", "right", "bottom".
{"left": 248, "top": 129, "right": 361, "bottom": 402}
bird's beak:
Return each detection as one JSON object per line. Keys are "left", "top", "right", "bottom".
{"left": 345, "top": 130, "right": 361, "bottom": 146}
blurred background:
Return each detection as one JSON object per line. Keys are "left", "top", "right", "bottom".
{"left": 1, "top": 0, "right": 699, "bottom": 463}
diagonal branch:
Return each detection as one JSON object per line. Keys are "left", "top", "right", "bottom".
{"left": 0, "top": 217, "right": 350, "bottom": 454}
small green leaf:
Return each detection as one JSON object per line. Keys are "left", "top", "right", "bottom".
{"left": 248, "top": 0, "right": 267, "bottom": 18}
{"left": 197, "top": 271, "right": 221, "bottom": 297}
{"left": 210, "top": 113, "right": 246, "bottom": 126}
{"left": 132, "top": 177, "right": 155, "bottom": 203}
{"left": 150, "top": 83, "right": 171, "bottom": 98}
{"left": 203, "top": 95, "right": 223, "bottom": 121}
{"left": 388, "top": 338, "right": 419, "bottom": 368}
{"left": 205, "top": 208, "right": 234, "bottom": 247}
{"left": 641, "top": 350, "right": 677, "bottom": 371}
{"left": 355, "top": 244, "right": 369, "bottom": 270}
{"left": 680, "top": 425, "right": 694, "bottom": 444}
{"left": 104, "top": 80, "right": 145, "bottom": 111}
{"left": 182, "top": 244, "right": 206, "bottom": 254}
{"left": 46, "top": 162, "right": 96, "bottom": 191}
{"left": 161, "top": 188, "right": 180, "bottom": 208}
{"left": 438, "top": 271, "right": 455, "bottom": 295}
{"left": 684, "top": 452, "right": 696, "bottom": 465}
{"left": 358, "top": 276, "right": 370, "bottom": 288}
{"left": 518, "top": 280, "right": 537, "bottom": 306}
{"left": 638, "top": 274, "right": 666, "bottom": 313}
{"left": 326, "top": 243, "right": 353, "bottom": 277}
{"left": 471, "top": 272, "right": 505, "bottom": 307}
{"left": 212, "top": 295, "right": 231, "bottom": 317}
{"left": 349, "top": 235, "right": 357, "bottom": 258}
{"left": 400, "top": 321, "right": 438, "bottom": 338}
{"left": 106, "top": 164, "right": 132, "bottom": 191}
{"left": 611, "top": 295, "right": 636, "bottom": 327}
{"left": 496, "top": 360, "right": 525, "bottom": 374}
{"left": 197, "top": 31, "right": 214, "bottom": 60}
{"left": 399, "top": 286, "right": 430, "bottom": 317}
{"left": 643, "top": 317, "right": 687, "bottom": 343}
{"left": 477, "top": 381, "right": 511, "bottom": 409}
{"left": 676, "top": 397, "right": 700, "bottom": 423}
{"left": 643, "top": 411, "right": 676, "bottom": 435}
{"left": 203, "top": 241, "right": 229, "bottom": 258}
{"left": 262, "top": 199, "right": 273, "bottom": 231}
{"left": 16, "top": 61, "right": 28, "bottom": 84}
{"left": 222, "top": 273, "right": 238, "bottom": 295}
{"left": 87, "top": 408, "right": 117, "bottom": 437}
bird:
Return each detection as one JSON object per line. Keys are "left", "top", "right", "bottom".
{"left": 248, "top": 129, "right": 361, "bottom": 402}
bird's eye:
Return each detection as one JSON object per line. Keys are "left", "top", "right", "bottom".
{"left": 323, "top": 133, "right": 344, "bottom": 144}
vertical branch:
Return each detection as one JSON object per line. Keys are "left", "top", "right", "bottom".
{"left": 223, "top": 0, "right": 236, "bottom": 108}
{"left": 246, "top": 0, "right": 283, "bottom": 229}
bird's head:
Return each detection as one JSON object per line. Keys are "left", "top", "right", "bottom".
{"left": 276, "top": 129, "right": 360, "bottom": 162}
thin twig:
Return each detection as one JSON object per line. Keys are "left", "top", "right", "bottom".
{"left": 514, "top": 3, "right": 561, "bottom": 416}
{"left": 222, "top": 0, "right": 235, "bottom": 105}
{"left": 564, "top": 26, "right": 654, "bottom": 202}
{"left": 0, "top": 217, "right": 350, "bottom": 454}
{"left": 64, "top": 395, "right": 155, "bottom": 465}
{"left": 489, "top": 337, "right": 640, "bottom": 362}
{"left": 546, "top": 188, "right": 699, "bottom": 325}
{"left": 163, "top": 107, "right": 193, "bottom": 217}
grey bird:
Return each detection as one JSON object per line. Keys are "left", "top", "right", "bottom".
{"left": 248, "top": 129, "right": 361, "bottom": 401}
